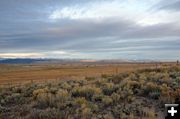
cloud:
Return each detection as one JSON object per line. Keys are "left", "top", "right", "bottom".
{"left": 152, "top": 0, "right": 180, "bottom": 12}
{"left": 48, "top": 1, "right": 124, "bottom": 20}
{"left": 45, "top": 19, "right": 180, "bottom": 40}
{"left": 0, "top": 53, "right": 45, "bottom": 58}
{"left": 157, "top": 0, "right": 180, "bottom": 11}
{"left": 0, "top": 0, "right": 179, "bottom": 60}
{"left": 0, "top": 18, "right": 180, "bottom": 59}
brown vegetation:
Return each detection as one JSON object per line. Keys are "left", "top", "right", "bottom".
{"left": 0, "top": 65, "right": 179, "bottom": 119}
{"left": 0, "top": 63, "right": 174, "bottom": 84}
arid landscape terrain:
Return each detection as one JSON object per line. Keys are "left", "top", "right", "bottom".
{"left": 0, "top": 62, "right": 179, "bottom": 119}
{"left": 0, "top": 62, "right": 173, "bottom": 84}
{"left": 1, "top": 0, "right": 180, "bottom": 118}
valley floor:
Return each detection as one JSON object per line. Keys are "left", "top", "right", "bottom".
{"left": 0, "top": 65, "right": 180, "bottom": 119}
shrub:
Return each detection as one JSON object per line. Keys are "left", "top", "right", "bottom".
{"left": 103, "top": 113, "right": 115, "bottom": 119}
{"left": 92, "top": 94, "right": 104, "bottom": 102}
{"left": 102, "top": 96, "right": 113, "bottom": 106}
{"left": 144, "top": 82, "right": 160, "bottom": 96}
{"left": 72, "top": 86, "right": 101, "bottom": 100}
{"left": 49, "top": 87, "right": 58, "bottom": 94}
{"left": 86, "top": 77, "right": 96, "bottom": 81}
{"left": 29, "top": 108, "right": 61, "bottom": 119}
{"left": 101, "top": 74, "right": 109, "bottom": 78}
{"left": 128, "top": 80, "right": 141, "bottom": 90}
{"left": 33, "top": 88, "right": 56, "bottom": 109}
{"left": 111, "top": 93, "right": 120, "bottom": 103}
{"left": 0, "top": 66, "right": 179, "bottom": 118}
{"left": 110, "top": 73, "right": 128, "bottom": 84}
{"left": 33, "top": 88, "right": 49, "bottom": 99}
{"left": 145, "top": 108, "right": 156, "bottom": 119}
{"left": 37, "top": 93, "right": 56, "bottom": 108}
{"left": 75, "top": 104, "right": 92, "bottom": 119}
{"left": 12, "top": 86, "right": 22, "bottom": 93}
{"left": 60, "top": 82, "right": 72, "bottom": 90}
{"left": 129, "top": 73, "right": 138, "bottom": 80}
{"left": 81, "top": 107, "right": 92, "bottom": 119}
{"left": 4, "top": 93, "right": 24, "bottom": 104}
{"left": 102, "top": 83, "right": 118, "bottom": 95}
{"left": 139, "top": 74, "right": 147, "bottom": 81}
{"left": 149, "top": 90, "right": 161, "bottom": 99}
{"left": 127, "top": 95, "right": 135, "bottom": 103}
{"left": 56, "top": 89, "right": 70, "bottom": 103}
{"left": 89, "top": 103, "right": 99, "bottom": 112}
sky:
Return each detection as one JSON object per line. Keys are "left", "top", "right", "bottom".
{"left": 0, "top": 0, "right": 180, "bottom": 60}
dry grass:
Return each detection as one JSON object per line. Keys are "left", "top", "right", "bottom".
{"left": 0, "top": 62, "right": 176, "bottom": 84}
{"left": 0, "top": 66, "right": 179, "bottom": 118}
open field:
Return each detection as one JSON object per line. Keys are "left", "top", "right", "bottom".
{"left": 0, "top": 62, "right": 176, "bottom": 84}
{"left": 0, "top": 65, "right": 180, "bottom": 119}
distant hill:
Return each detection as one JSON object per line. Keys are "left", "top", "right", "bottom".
{"left": 0, "top": 58, "right": 83, "bottom": 64}
{"left": 0, "top": 58, "right": 49, "bottom": 64}
{"left": 0, "top": 58, "right": 164, "bottom": 64}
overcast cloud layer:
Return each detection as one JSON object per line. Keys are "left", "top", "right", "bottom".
{"left": 0, "top": 0, "right": 180, "bottom": 60}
